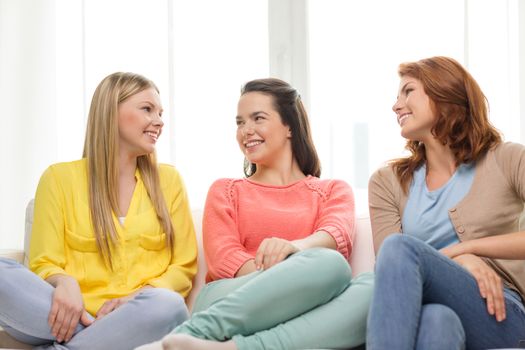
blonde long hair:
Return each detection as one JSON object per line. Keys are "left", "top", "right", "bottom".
{"left": 83, "top": 72, "right": 174, "bottom": 266}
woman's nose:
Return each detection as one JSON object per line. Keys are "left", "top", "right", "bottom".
{"left": 392, "top": 98, "right": 402, "bottom": 113}
{"left": 241, "top": 123, "right": 254, "bottom": 137}
{"left": 152, "top": 114, "right": 164, "bottom": 127}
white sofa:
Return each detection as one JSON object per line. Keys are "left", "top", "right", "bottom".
{"left": 0, "top": 201, "right": 376, "bottom": 349}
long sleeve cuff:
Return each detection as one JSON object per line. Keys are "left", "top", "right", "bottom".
{"left": 318, "top": 225, "right": 351, "bottom": 259}
{"left": 215, "top": 250, "right": 254, "bottom": 280}
{"left": 33, "top": 266, "right": 67, "bottom": 281}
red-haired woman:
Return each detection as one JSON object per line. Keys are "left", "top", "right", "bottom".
{"left": 367, "top": 56, "right": 525, "bottom": 349}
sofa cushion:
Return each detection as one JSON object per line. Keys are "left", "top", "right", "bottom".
{"left": 0, "top": 200, "right": 375, "bottom": 349}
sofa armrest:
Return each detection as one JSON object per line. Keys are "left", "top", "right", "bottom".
{"left": 0, "top": 249, "right": 24, "bottom": 264}
{"left": 348, "top": 213, "right": 375, "bottom": 276}
{"left": 186, "top": 209, "right": 206, "bottom": 313}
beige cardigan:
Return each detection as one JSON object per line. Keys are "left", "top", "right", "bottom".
{"left": 369, "top": 142, "right": 525, "bottom": 301}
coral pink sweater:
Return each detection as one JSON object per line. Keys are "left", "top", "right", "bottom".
{"left": 203, "top": 176, "right": 355, "bottom": 282}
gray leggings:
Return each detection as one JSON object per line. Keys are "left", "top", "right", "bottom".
{"left": 0, "top": 257, "right": 188, "bottom": 350}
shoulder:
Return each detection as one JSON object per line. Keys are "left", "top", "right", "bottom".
{"left": 304, "top": 177, "right": 353, "bottom": 200}
{"left": 371, "top": 164, "right": 396, "bottom": 180}
{"left": 158, "top": 162, "right": 179, "bottom": 175}
{"left": 158, "top": 163, "right": 182, "bottom": 182}
{"left": 491, "top": 142, "right": 525, "bottom": 160}
{"left": 208, "top": 178, "right": 243, "bottom": 196}
{"left": 482, "top": 142, "right": 525, "bottom": 172}
{"left": 35, "top": 160, "right": 87, "bottom": 200}
{"left": 207, "top": 178, "right": 244, "bottom": 199}
{"left": 47, "top": 158, "right": 86, "bottom": 173}
{"left": 156, "top": 164, "right": 183, "bottom": 195}
{"left": 368, "top": 164, "right": 404, "bottom": 205}
{"left": 43, "top": 159, "right": 87, "bottom": 183}
{"left": 369, "top": 165, "right": 397, "bottom": 188}
{"left": 210, "top": 177, "right": 243, "bottom": 189}
{"left": 210, "top": 178, "right": 241, "bottom": 188}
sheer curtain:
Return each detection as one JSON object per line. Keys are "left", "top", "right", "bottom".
{"left": 1, "top": 0, "right": 523, "bottom": 249}
{"left": 308, "top": 0, "right": 523, "bottom": 210}
{"left": 170, "top": 0, "right": 269, "bottom": 208}
{"left": 0, "top": 0, "right": 268, "bottom": 249}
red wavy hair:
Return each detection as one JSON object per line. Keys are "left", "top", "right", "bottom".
{"left": 391, "top": 56, "right": 502, "bottom": 193}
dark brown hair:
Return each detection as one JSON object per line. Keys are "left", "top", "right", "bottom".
{"left": 241, "top": 78, "right": 321, "bottom": 177}
{"left": 391, "top": 56, "right": 502, "bottom": 192}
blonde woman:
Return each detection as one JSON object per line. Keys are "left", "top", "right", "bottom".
{"left": 0, "top": 72, "right": 197, "bottom": 349}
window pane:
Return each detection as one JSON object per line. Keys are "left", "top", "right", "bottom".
{"left": 82, "top": 0, "right": 268, "bottom": 208}
{"left": 467, "top": 0, "right": 521, "bottom": 143}
{"left": 171, "top": 0, "right": 269, "bottom": 207}
{"left": 83, "top": 0, "right": 171, "bottom": 159}
{"left": 309, "top": 0, "right": 464, "bottom": 209}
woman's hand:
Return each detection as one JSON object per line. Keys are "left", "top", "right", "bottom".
{"left": 440, "top": 242, "right": 466, "bottom": 259}
{"left": 255, "top": 237, "right": 300, "bottom": 270}
{"left": 48, "top": 275, "right": 92, "bottom": 343}
{"left": 96, "top": 286, "right": 152, "bottom": 319}
{"left": 452, "top": 253, "right": 506, "bottom": 321}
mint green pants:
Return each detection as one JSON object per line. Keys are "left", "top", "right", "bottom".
{"left": 173, "top": 248, "right": 374, "bottom": 350}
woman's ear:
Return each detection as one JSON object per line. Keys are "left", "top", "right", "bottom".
{"left": 287, "top": 128, "right": 292, "bottom": 138}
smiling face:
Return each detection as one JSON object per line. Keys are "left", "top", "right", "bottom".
{"left": 236, "top": 92, "right": 292, "bottom": 169}
{"left": 118, "top": 87, "right": 164, "bottom": 159}
{"left": 393, "top": 76, "right": 436, "bottom": 142}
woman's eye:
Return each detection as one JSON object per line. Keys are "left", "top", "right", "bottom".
{"left": 142, "top": 106, "right": 151, "bottom": 112}
{"left": 255, "top": 116, "right": 264, "bottom": 121}
{"left": 236, "top": 120, "right": 244, "bottom": 126}
{"left": 405, "top": 88, "right": 413, "bottom": 96}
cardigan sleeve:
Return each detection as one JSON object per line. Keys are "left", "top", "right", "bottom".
{"left": 146, "top": 167, "right": 198, "bottom": 296}
{"left": 29, "top": 165, "right": 69, "bottom": 279}
{"left": 368, "top": 166, "right": 403, "bottom": 254}
{"left": 202, "top": 179, "right": 254, "bottom": 281}
{"left": 314, "top": 180, "right": 355, "bottom": 259}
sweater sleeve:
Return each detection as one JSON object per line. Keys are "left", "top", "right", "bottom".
{"left": 146, "top": 167, "right": 198, "bottom": 297}
{"left": 314, "top": 180, "right": 355, "bottom": 260}
{"left": 203, "top": 179, "right": 253, "bottom": 280}
{"left": 29, "top": 166, "right": 68, "bottom": 279}
{"left": 368, "top": 166, "right": 402, "bottom": 254}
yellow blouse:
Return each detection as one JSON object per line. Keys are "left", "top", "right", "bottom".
{"left": 29, "top": 159, "right": 198, "bottom": 315}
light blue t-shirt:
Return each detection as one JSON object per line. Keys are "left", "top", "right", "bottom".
{"left": 402, "top": 163, "right": 476, "bottom": 249}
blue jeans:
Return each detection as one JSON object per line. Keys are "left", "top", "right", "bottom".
{"left": 0, "top": 257, "right": 188, "bottom": 350}
{"left": 367, "top": 234, "right": 525, "bottom": 350}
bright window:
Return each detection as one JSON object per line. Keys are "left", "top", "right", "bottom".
{"left": 170, "top": 0, "right": 269, "bottom": 207}
{"left": 1, "top": 0, "right": 522, "bottom": 249}
{"left": 58, "top": 0, "right": 269, "bottom": 209}
{"left": 308, "top": 0, "right": 519, "bottom": 210}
